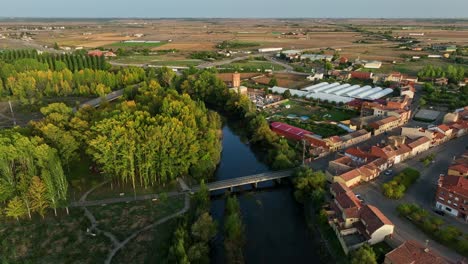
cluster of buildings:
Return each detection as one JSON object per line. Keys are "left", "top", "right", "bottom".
{"left": 327, "top": 135, "right": 430, "bottom": 187}
{"left": 271, "top": 121, "right": 371, "bottom": 158}
{"left": 326, "top": 182, "right": 394, "bottom": 253}
{"left": 87, "top": 50, "right": 117, "bottom": 57}
{"left": 435, "top": 152, "right": 468, "bottom": 222}
{"left": 330, "top": 70, "right": 418, "bottom": 86}
{"left": 329, "top": 109, "right": 467, "bottom": 188}
{"left": 350, "top": 95, "right": 412, "bottom": 136}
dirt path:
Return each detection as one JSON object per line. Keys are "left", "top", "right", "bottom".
{"left": 104, "top": 194, "right": 190, "bottom": 264}
{"left": 78, "top": 179, "right": 190, "bottom": 264}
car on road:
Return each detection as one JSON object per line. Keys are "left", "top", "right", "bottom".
{"left": 355, "top": 194, "right": 364, "bottom": 203}
{"left": 384, "top": 170, "right": 393, "bottom": 175}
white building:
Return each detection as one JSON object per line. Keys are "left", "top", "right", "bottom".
{"left": 259, "top": 47, "right": 283, "bottom": 53}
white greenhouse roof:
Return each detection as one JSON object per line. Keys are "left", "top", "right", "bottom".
{"left": 312, "top": 82, "right": 341, "bottom": 93}
{"left": 345, "top": 86, "right": 373, "bottom": 97}
{"left": 365, "top": 88, "right": 394, "bottom": 100}
{"left": 355, "top": 87, "right": 382, "bottom": 99}
{"left": 333, "top": 85, "right": 361, "bottom": 96}
{"left": 305, "top": 93, "right": 354, "bottom": 103}
{"left": 302, "top": 82, "right": 329, "bottom": 91}
{"left": 322, "top": 84, "right": 351, "bottom": 94}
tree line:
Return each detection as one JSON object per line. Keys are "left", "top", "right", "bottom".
{"left": 418, "top": 64, "right": 466, "bottom": 84}
{"left": 0, "top": 131, "right": 68, "bottom": 220}
{"left": 166, "top": 181, "right": 218, "bottom": 263}
{"left": 0, "top": 61, "right": 145, "bottom": 104}
{"left": 0, "top": 49, "right": 109, "bottom": 71}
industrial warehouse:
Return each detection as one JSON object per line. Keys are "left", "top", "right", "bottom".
{"left": 269, "top": 82, "right": 394, "bottom": 103}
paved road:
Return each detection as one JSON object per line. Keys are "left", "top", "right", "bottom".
{"left": 353, "top": 136, "right": 468, "bottom": 262}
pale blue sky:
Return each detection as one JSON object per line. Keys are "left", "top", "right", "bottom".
{"left": 1, "top": 0, "right": 467, "bottom": 18}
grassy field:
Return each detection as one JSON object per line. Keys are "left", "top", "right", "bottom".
{"left": 108, "top": 41, "right": 167, "bottom": 48}
{"left": 113, "top": 218, "right": 179, "bottom": 263}
{"left": 0, "top": 209, "right": 111, "bottom": 263}
{"left": 111, "top": 55, "right": 203, "bottom": 66}
{"left": 223, "top": 60, "right": 285, "bottom": 71}
{"left": 362, "top": 58, "right": 468, "bottom": 76}
{"left": 88, "top": 195, "right": 185, "bottom": 241}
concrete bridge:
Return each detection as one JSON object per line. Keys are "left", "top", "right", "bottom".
{"left": 191, "top": 169, "right": 295, "bottom": 192}
{"left": 73, "top": 89, "right": 124, "bottom": 112}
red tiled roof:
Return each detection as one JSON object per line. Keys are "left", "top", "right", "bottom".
{"left": 437, "top": 124, "right": 451, "bottom": 132}
{"left": 335, "top": 191, "right": 362, "bottom": 218}
{"left": 359, "top": 204, "right": 393, "bottom": 235}
{"left": 439, "top": 174, "right": 468, "bottom": 197}
{"left": 449, "top": 164, "right": 468, "bottom": 174}
{"left": 407, "top": 136, "right": 431, "bottom": 149}
{"left": 330, "top": 182, "right": 351, "bottom": 196}
{"left": 339, "top": 168, "right": 362, "bottom": 182}
{"left": 434, "top": 131, "right": 446, "bottom": 140}
{"left": 395, "top": 144, "right": 411, "bottom": 156}
{"left": 385, "top": 240, "right": 449, "bottom": 264}
{"left": 270, "top": 122, "right": 313, "bottom": 140}
{"left": 370, "top": 116, "right": 399, "bottom": 128}
{"left": 345, "top": 147, "right": 372, "bottom": 160}
{"left": 351, "top": 71, "right": 373, "bottom": 80}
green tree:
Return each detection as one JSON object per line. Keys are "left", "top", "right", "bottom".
{"left": 350, "top": 244, "right": 377, "bottom": 264}
{"left": 191, "top": 212, "right": 217, "bottom": 242}
{"left": 29, "top": 176, "right": 49, "bottom": 218}
{"left": 268, "top": 77, "right": 278, "bottom": 87}
{"left": 5, "top": 196, "right": 27, "bottom": 221}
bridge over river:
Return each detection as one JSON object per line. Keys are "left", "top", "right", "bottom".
{"left": 191, "top": 169, "right": 295, "bottom": 192}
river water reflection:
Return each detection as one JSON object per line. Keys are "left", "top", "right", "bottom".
{"left": 210, "top": 121, "right": 329, "bottom": 264}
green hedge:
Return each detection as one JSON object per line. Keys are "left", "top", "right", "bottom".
{"left": 397, "top": 203, "right": 468, "bottom": 257}
{"left": 382, "top": 168, "right": 420, "bottom": 199}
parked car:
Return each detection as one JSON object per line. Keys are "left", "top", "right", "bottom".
{"left": 355, "top": 194, "right": 364, "bottom": 203}
{"left": 384, "top": 170, "right": 393, "bottom": 176}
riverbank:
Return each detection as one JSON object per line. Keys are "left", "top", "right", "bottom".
{"left": 210, "top": 120, "right": 329, "bottom": 263}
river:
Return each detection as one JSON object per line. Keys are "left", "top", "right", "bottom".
{"left": 210, "top": 121, "right": 330, "bottom": 264}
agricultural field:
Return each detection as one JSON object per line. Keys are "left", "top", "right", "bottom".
{"left": 361, "top": 58, "right": 468, "bottom": 76}
{"left": 220, "top": 60, "right": 285, "bottom": 71}
{"left": 111, "top": 55, "right": 203, "bottom": 66}
{"left": 106, "top": 41, "right": 167, "bottom": 49}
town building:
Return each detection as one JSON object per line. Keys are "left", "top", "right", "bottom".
{"left": 327, "top": 183, "right": 394, "bottom": 254}
{"left": 435, "top": 174, "right": 468, "bottom": 221}
{"left": 384, "top": 240, "right": 449, "bottom": 264}
{"left": 270, "top": 122, "right": 312, "bottom": 141}
{"left": 350, "top": 71, "right": 373, "bottom": 80}
{"left": 370, "top": 116, "right": 400, "bottom": 135}
{"left": 448, "top": 164, "right": 468, "bottom": 178}
{"left": 407, "top": 136, "right": 432, "bottom": 157}
{"left": 400, "top": 85, "right": 415, "bottom": 99}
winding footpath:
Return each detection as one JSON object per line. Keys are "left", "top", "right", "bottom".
{"left": 78, "top": 180, "right": 190, "bottom": 264}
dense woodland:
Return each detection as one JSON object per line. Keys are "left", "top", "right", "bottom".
{"left": 0, "top": 51, "right": 145, "bottom": 104}
{"left": 0, "top": 50, "right": 298, "bottom": 221}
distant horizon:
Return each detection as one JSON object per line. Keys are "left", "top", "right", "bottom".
{"left": 0, "top": 16, "right": 467, "bottom": 20}
{"left": 1, "top": 0, "right": 467, "bottom": 19}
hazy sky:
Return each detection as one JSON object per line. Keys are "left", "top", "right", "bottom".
{"left": 1, "top": 0, "right": 467, "bottom": 18}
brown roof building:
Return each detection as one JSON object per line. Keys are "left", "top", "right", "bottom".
{"left": 384, "top": 240, "right": 449, "bottom": 264}
{"left": 435, "top": 174, "right": 468, "bottom": 221}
